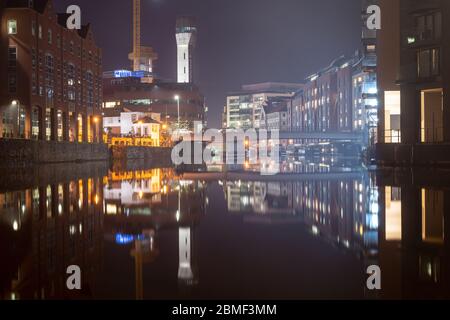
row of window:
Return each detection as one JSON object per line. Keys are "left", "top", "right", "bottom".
{"left": 7, "top": 19, "right": 101, "bottom": 64}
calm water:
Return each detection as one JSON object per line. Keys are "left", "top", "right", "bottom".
{"left": 1, "top": 160, "right": 449, "bottom": 300}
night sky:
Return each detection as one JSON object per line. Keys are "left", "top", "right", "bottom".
{"left": 55, "top": 0, "right": 362, "bottom": 128}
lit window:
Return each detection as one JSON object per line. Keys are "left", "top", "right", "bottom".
{"left": 8, "top": 20, "right": 17, "bottom": 34}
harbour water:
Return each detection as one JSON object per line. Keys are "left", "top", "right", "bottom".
{"left": 1, "top": 159, "right": 449, "bottom": 300}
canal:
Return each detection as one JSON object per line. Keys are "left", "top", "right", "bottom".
{"left": 0, "top": 160, "right": 449, "bottom": 300}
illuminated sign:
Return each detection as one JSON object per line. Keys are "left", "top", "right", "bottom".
{"left": 113, "top": 70, "right": 148, "bottom": 79}
{"left": 114, "top": 70, "right": 132, "bottom": 78}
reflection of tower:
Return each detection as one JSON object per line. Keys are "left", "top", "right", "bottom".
{"left": 176, "top": 16, "right": 197, "bottom": 83}
{"left": 178, "top": 227, "right": 194, "bottom": 282}
{"left": 130, "top": 230, "right": 159, "bottom": 300}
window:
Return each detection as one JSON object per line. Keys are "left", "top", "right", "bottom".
{"left": 8, "top": 74, "right": 17, "bottom": 93}
{"left": 416, "top": 11, "right": 442, "bottom": 41}
{"left": 38, "top": 25, "right": 42, "bottom": 39}
{"left": 32, "top": 20, "right": 36, "bottom": 36}
{"left": 8, "top": 20, "right": 17, "bottom": 34}
{"left": 31, "top": 48, "right": 36, "bottom": 68}
{"left": 418, "top": 48, "right": 440, "bottom": 78}
{"left": 48, "top": 29, "right": 52, "bottom": 44}
{"left": 8, "top": 47, "right": 17, "bottom": 68}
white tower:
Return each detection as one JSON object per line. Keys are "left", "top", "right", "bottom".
{"left": 176, "top": 16, "right": 197, "bottom": 83}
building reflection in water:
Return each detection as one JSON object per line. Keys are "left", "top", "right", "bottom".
{"left": 103, "top": 169, "right": 205, "bottom": 297}
{"left": 1, "top": 163, "right": 449, "bottom": 299}
{"left": 378, "top": 174, "right": 449, "bottom": 299}
{"left": 223, "top": 170, "right": 379, "bottom": 279}
{"left": 0, "top": 177, "right": 104, "bottom": 300}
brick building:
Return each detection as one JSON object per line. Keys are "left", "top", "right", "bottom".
{"left": 0, "top": 0, "right": 102, "bottom": 143}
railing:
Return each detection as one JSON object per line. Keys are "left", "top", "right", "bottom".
{"left": 382, "top": 130, "right": 402, "bottom": 144}
{"left": 381, "top": 127, "right": 445, "bottom": 144}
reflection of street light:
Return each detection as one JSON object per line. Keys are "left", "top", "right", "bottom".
{"left": 174, "top": 95, "right": 180, "bottom": 129}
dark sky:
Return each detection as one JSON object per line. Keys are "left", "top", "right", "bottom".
{"left": 55, "top": 0, "right": 362, "bottom": 128}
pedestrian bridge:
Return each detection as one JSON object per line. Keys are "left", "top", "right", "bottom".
{"left": 279, "top": 131, "right": 364, "bottom": 142}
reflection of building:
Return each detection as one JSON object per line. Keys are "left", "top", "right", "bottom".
{"left": 223, "top": 170, "right": 380, "bottom": 298}
{"left": 0, "top": 0, "right": 103, "bottom": 142}
{"left": 224, "top": 179, "right": 326, "bottom": 217}
{"left": 178, "top": 227, "right": 194, "bottom": 283}
{"left": 0, "top": 177, "right": 104, "bottom": 300}
{"left": 104, "top": 171, "right": 204, "bottom": 293}
{"left": 378, "top": 169, "right": 450, "bottom": 299}
{"left": 104, "top": 169, "right": 163, "bottom": 216}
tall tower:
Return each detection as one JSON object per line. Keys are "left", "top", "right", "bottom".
{"left": 129, "top": 0, "right": 158, "bottom": 82}
{"left": 176, "top": 16, "right": 197, "bottom": 83}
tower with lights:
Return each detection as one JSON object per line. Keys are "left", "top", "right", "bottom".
{"left": 176, "top": 16, "right": 197, "bottom": 83}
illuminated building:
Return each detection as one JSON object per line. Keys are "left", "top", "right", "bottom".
{"left": 176, "top": 16, "right": 197, "bottom": 84}
{"left": 376, "top": 0, "right": 450, "bottom": 165}
{"left": 0, "top": 0, "right": 103, "bottom": 142}
{"left": 262, "top": 97, "right": 291, "bottom": 132}
{"left": 102, "top": 74, "right": 206, "bottom": 132}
{"left": 225, "top": 83, "right": 303, "bottom": 130}
{"left": 377, "top": 0, "right": 401, "bottom": 144}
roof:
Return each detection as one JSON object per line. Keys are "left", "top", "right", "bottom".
{"left": 133, "top": 116, "right": 160, "bottom": 125}
{"left": 228, "top": 82, "right": 303, "bottom": 96}
{"left": 6, "top": 0, "right": 49, "bottom": 13}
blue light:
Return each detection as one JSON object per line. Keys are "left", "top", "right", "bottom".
{"left": 113, "top": 70, "right": 147, "bottom": 79}
{"left": 115, "top": 234, "right": 135, "bottom": 245}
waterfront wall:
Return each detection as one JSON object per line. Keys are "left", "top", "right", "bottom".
{"left": 110, "top": 145, "right": 173, "bottom": 167}
{"left": 0, "top": 139, "right": 108, "bottom": 167}
{"left": 376, "top": 143, "right": 450, "bottom": 167}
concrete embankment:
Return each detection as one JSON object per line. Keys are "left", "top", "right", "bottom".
{"left": 110, "top": 145, "right": 173, "bottom": 167}
{"left": 0, "top": 139, "right": 174, "bottom": 168}
{"left": 0, "top": 139, "right": 108, "bottom": 167}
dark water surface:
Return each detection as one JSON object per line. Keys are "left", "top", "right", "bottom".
{"left": 1, "top": 161, "right": 449, "bottom": 300}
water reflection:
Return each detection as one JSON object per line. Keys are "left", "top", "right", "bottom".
{"left": 0, "top": 164, "right": 449, "bottom": 299}
{"left": 0, "top": 177, "right": 103, "bottom": 300}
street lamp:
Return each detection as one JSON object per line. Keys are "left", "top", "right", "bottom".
{"left": 174, "top": 95, "right": 180, "bottom": 130}
{"left": 12, "top": 100, "right": 20, "bottom": 138}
